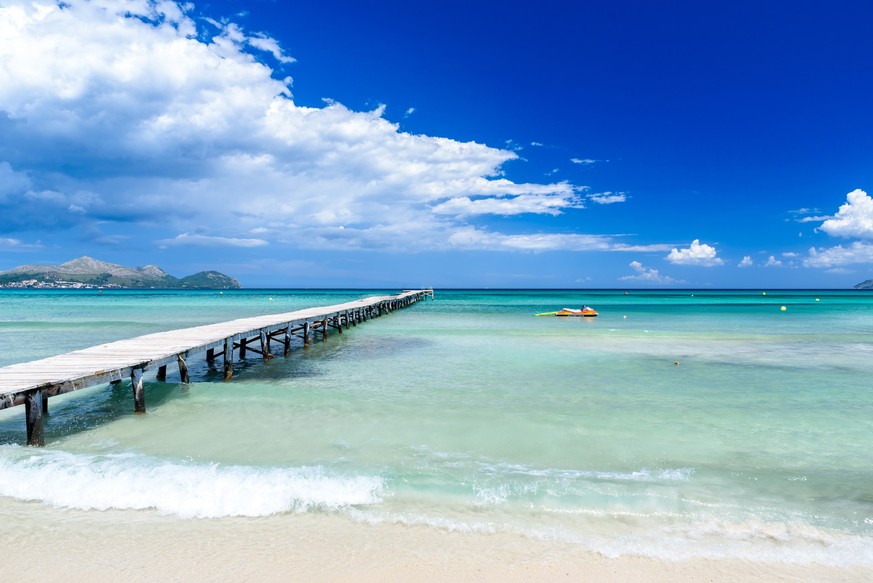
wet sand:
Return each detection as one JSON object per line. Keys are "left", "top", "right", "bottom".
{"left": 2, "top": 506, "right": 869, "bottom": 583}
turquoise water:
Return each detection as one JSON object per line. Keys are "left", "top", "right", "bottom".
{"left": 1, "top": 289, "right": 872, "bottom": 564}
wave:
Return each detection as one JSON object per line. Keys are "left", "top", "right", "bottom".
{"left": 0, "top": 445, "right": 383, "bottom": 518}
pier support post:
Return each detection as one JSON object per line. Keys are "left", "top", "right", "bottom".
{"left": 206, "top": 348, "right": 215, "bottom": 362}
{"left": 25, "top": 390, "right": 45, "bottom": 447}
{"left": 303, "top": 322, "right": 310, "bottom": 348}
{"left": 259, "top": 330, "right": 271, "bottom": 361}
{"left": 41, "top": 390, "right": 49, "bottom": 417}
{"left": 223, "top": 338, "right": 233, "bottom": 380}
{"left": 131, "top": 367, "right": 146, "bottom": 413}
{"left": 322, "top": 319, "right": 328, "bottom": 341}
{"left": 284, "top": 326, "right": 292, "bottom": 356}
{"left": 239, "top": 338, "right": 248, "bottom": 359}
{"left": 156, "top": 365, "right": 167, "bottom": 382}
{"left": 177, "top": 354, "right": 189, "bottom": 384}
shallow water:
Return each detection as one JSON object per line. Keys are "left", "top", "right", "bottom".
{"left": 1, "top": 289, "right": 872, "bottom": 565}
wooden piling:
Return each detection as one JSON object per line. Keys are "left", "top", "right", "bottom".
{"left": 156, "top": 365, "right": 167, "bottom": 382}
{"left": 284, "top": 326, "right": 292, "bottom": 356}
{"left": 177, "top": 354, "right": 189, "bottom": 384}
{"left": 223, "top": 338, "right": 233, "bottom": 380}
{"left": 25, "top": 390, "right": 44, "bottom": 446}
{"left": 131, "top": 367, "right": 145, "bottom": 413}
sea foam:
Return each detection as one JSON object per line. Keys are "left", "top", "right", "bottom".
{"left": 0, "top": 445, "right": 383, "bottom": 518}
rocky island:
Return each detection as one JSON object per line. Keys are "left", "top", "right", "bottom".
{"left": 0, "top": 257, "right": 241, "bottom": 289}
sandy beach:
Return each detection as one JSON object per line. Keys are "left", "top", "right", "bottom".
{"left": 2, "top": 505, "right": 870, "bottom": 583}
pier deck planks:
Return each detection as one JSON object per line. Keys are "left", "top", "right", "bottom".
{"left": 0, "top": 291, "right": 432, "bottom": 426}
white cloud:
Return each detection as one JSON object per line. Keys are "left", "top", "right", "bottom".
{"left": 0, "top": 236, "right": 41, "bottom": 249}
{"left": 819, "top": 189, "right": 873, "bottom": 238}
{"left": 738, "top": 255, "right": 753, "bottom": 268}
{"left": 588, "top": 191, "right": 626, "bottom": 205}
{"left": 159, "top": 232, "right": 268, "bottom": 248}
{"left": 446, "top": 228, "right": 613, "bottom": 252}
{"left": 619, "top": 261, "right": 678, "bottom": 285}
{"left": 666, "top": 239, "right": 724, "bottom": 266}
{"left": 764, "top": 255, "right": 782, "bottom": 267}
{"left": 571, "top": 158, "right": 596, "bottom": 165}
{"left": 804, "top": 242, "right": 873, "bottom": 268}
{"left": 611, "top": 243, "right": 675, "bottom": 252}
{"left": 247, "top": 33, "right": 296, "bottom": 64}
{"left": 0, "top": 0, "right": 617, "bottom": 253}
{"left": 432, "top": 191, "right": 584, "bottom": 217}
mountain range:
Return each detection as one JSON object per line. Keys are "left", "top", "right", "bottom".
{"left": 0, "top": 257, "right": 241, "bottom": 289}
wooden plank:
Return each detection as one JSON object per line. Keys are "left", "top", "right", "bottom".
{"left": 0, "top": 291, "right": 432, "bottom": 409}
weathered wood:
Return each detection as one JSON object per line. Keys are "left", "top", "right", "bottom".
{"left": 25, "top": 390, "right": 44, "bottom": 446}
{"left": 223, "top": 338, "right": 233, "bottom": 380}
{"left": 259, "top": 330, "right": 271, "bottom": 361}
{"left": 206, "top": 348, "right": 215, "bottom": 362}
{"left": 156, "top": 365, "right": 167, "bottom": 382}
{"left": 131, "top": 367, "right": 145, "bottom": 414}
{"left": 284, "top": 326, "right": 292, "bottom": 356}
{"left": 41, "top": 390, "right": 49, "bottom": 416}
{"left": 239, "top": 337, "right": 248, "bottom": 359}
{"left": 0, "top": 290, "right": 433, "bottom": 431}
{"left": 177, "top": 354, "right": 189, "bottom": 384}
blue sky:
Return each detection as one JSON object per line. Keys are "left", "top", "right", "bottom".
{"left": 1, "top": 0, "right": 872, "bottom": 288}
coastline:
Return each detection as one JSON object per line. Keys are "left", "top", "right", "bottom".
{"left": 2, "top": 506, "right": 870, "bottom": 583}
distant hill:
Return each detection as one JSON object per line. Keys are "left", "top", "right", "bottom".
{"left": 855, "top": 279, "right": 873, "bottom": 290}
{"left": 0, "top": 256, "right": 241, "bottom": 289}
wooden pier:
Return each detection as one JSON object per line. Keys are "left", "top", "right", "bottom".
{"left": 0, "top": 290, "right": 433, "bottom": 446}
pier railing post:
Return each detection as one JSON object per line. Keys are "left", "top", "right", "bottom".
{"left": 25, "top": 389, "right": 45, "bottom": 446}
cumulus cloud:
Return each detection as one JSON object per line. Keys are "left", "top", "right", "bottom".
{"left": 738, "top": 255, "right": 753, "bottom": 268}
{"left": 804, "top": 242, "right": 873, "bottom": 268}
{"left": 619, "top": 261, "right": 678, "bottom": 285}
{"left": 665, "top": 239, "right": 724, "bottom": 266}
{"left": 0, "top": 0, "right": 624, "bottom": 253}
{"left": 764, "top": 255, "right": 782, "bottom": 267}
{"left": 818, "top": 189, "right": 873, "bottom": 238}
{"left": 803, "top": 190, "right": 873, "bottom": 269}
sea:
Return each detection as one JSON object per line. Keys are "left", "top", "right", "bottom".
{"left": 1, "top": 288, "right": 872, "bottom": 567}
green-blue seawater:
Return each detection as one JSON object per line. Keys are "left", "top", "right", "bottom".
{"left": 1, "top": 289, "right": 872, "bottom": 564}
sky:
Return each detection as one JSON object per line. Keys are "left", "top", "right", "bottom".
{"left": 1, "top": 0, "right": 872, "bottom": 288}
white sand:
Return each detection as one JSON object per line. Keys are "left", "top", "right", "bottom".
{"left": 2, "top": 506, "right": 870, "bottom": 583}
